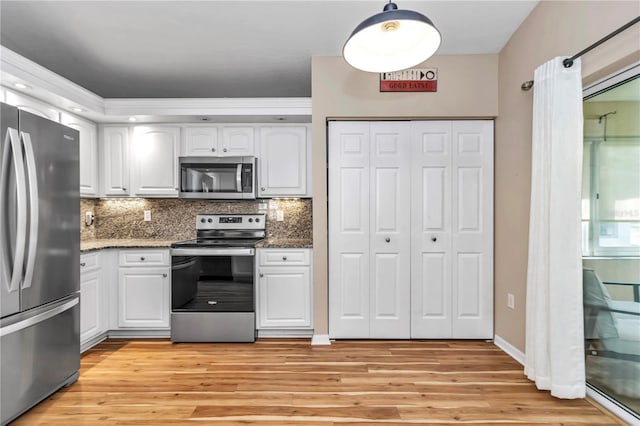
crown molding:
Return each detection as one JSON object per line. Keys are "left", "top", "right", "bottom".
{"left": 1, "top": 46, "right": 105, "bottom": 114}
{"left": 1, "top": 45, "right": 312, "bottom": 123}
{"left": 103, "top": 97, "right": 312, "bottom": 117}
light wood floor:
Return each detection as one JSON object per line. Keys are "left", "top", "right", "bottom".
{"left": 14, "top": 339, "right": 622, "bottom": 425}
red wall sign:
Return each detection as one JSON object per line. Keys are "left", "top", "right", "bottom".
{"left": 380, "top": 68, "right": 438, "bottom": 92}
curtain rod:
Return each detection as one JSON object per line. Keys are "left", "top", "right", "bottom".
{"left": 521, "top": 16, "right": 640, "bottom": 91}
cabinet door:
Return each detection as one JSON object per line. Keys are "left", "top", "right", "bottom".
{"left": 118, "top": 267, "right": 170, "bottom": 328}
{"left": 102, "top": 127, "right": 130, "bottom": 196}
{"left": 131, "top": 126, "right": 179, "bottom": 197}
{"left": 4, "top": 90, "right": 60, "bottom": 122}
{"left": 183, "top": 127, "right": 219, "bottom": 156}
{"left": 258, "top": 127, "right": 308, "bottom": 197}
{"left": 80, "top": 270, "right": 102, "bottom": 342}
{"left": 451, "top": 121, "right": 493, "bottom": 338}
{"left": 222, "top": 127, "right": 254, "bottom": 156}
{"left": 410, "top": 121, "right": 453, "bottom": 338}
{"left": 258, "top": 266, "right": 311, "bottom": 328}
{"left": 61, "top": 113, "right": 99, "bottom": 196}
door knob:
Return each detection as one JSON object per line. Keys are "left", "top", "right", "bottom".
{"left": 431, "top": 236, "right": 437, "bottom": 242}
{"left": 385, "top": 237, "right": 390, "bottom": 243}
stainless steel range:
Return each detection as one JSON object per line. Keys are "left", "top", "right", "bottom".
{"left": 170, "top": 213, "right": 265, "bottom": 342}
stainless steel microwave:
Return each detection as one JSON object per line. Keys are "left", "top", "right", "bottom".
{"left": 178, "top": 156, "right": 256, "bottom": 199}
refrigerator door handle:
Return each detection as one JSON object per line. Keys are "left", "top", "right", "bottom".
{"left": 20, "top": 131, "right": 39, "bottom": 289}
{"left": 0, "top": 128, "right": 11, "bottom": 286}
{"left": 0, "top": 296, "right": 78, "bottom": 337}
{"left": 1, "top": 128, "right": 27, "bottom": 293}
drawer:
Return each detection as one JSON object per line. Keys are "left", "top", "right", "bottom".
{"left": 258, "top": 249, "right": 310, "bottom": 266}
{"left": 80, "top": 252, "right": 100, "bottom": 272}
{"left": 119, "top": 249, "right": 169, "bottom": 267}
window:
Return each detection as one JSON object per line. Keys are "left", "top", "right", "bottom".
{"left": 582, "top": 72, "right": 640, "bottom": 257}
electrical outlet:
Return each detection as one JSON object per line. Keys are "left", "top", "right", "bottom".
{"left": 144, "top": 210, "right": 151, "bottom": 222}
{"left": 258, "top": 202, "right": 268, "bottom": 212}
{"left": 507, "top": 293, "right": 515, "bottom": 310}
{"left": 276, "top": 210, "right": 284, "bottom": 221}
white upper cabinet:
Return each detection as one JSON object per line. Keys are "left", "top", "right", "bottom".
{"left": 101, "top": 126, "right": 130, "bottom": 196}
{"left": 258, "top": 126, "right": 310, "bottom": 197}
{"left": 60, "top": 112, "right": 99, "bottom": 197}
{"left": 183, "top": 126, "right": 254, "bottom": 156}
{"left": 130, "top": 126, "right": 180, "bottom": 197}
{"left": 221, "top": 127, "right": 254, "bottom": 156}
{"left": 4, "top": 90, "right": 60, "bottom": 122}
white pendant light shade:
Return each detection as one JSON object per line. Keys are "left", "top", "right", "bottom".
{"left": 343, "top": 2, "right": 441, "bottom": 73}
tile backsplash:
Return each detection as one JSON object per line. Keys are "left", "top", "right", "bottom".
{"left": 80, "top": 198, "right": 312, "bottom": 242}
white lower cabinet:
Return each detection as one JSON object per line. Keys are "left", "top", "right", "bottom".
{"left": 257, "top": 249, "right": 312, "bottom": 331}
{"left": 80, "top": 252, "right": 107, "bottom": 350}
{"left": 117, "top": 249, "right": 170, "bottom": 329}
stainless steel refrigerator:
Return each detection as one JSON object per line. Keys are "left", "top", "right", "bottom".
{"left": 1, "top": 102, "right": 80, "bottom": 425}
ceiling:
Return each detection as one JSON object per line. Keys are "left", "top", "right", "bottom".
{"left": 0, "top": 1, "right": 538, "bottom": 99}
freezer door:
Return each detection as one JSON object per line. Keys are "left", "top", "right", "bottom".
{"left": 1, "top": 103, "right": 21, "bottom": 318}
{"left": 18, "top": 110, "right": 79, "bottom": 311}
{"left": 0, "top": 295, "right": 80, "bottom": 424}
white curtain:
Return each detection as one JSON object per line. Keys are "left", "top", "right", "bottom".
{"left": 525, "top": 56, "right": 585, "bottom": 399}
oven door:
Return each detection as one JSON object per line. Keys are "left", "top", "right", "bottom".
{"left": 170, "top": 247, "right": 256, "bottom": 342}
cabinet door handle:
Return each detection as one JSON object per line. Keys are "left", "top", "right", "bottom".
{"left": 162, "top": 273, "right": 167, "bottom": 278}
{"left": 385, "top": 237, "right": 390, "bottom": 243}
{"left": 80, "top": 262, "right": 86, "bottom": 267}
{"left": 211, "top": 147, "right": 216, "bottom": 152}
{"left": 259, "top": 273, "right": 264, "bottom": 278}
{"left": 122, "top": 187, "right": 127, "bottom": 191}
{"left": 431, "top": 236, "right": 437, "bottom": 242}
{"left": 282, "top": 256, "right": 287, "bottom": 261}
{"left": 223, "top": 148, "right": 228, "bottom": 152}
{"left": 140, "top": 257, "right": 145, "bottom": 261}
{"left": 261, "top": 187, "right": 266, "bottom": 191}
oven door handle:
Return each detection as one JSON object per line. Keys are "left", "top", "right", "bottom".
{"left": 171, "top": 248, "right": 255, "bottom": 257}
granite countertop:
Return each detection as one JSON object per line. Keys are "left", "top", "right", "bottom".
{"left": 81, "top": 238, "right": 312, "bottom": 252}
{"left": 80, "top": 239, "right": 177, "bottom": 252}
{"left": 256, "top": 238, "right": 313, "bottom": 249}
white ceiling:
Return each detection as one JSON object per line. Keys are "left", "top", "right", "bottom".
{"left": 0, "top": 1, "right": 538, "bottom": 99}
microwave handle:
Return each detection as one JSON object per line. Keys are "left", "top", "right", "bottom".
{"left": 236, "top": 163, "right": 242, "bottom": 192}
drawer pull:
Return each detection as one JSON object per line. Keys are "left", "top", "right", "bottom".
{"left": 80, "top": 262, "right": 86, "bottom": 267}
{"left": 162, "top": 273, "right": 167, "bottom": 278}
{"left": 140, "top": 257, "right": 145, "bottom": 261}
{"left": 211, "top": 147, "right": 216, "bottom": 152}
{"left": 223, "top": 148, "right": 228, "bottom": 152}
{"left": 282, "top": 256, "right": 287, "bottom": 261}
{"left": 385, "top": 237, "right": 390, "bottom": 243}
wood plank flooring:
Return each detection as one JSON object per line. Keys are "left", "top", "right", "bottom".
{"left": 13, "top": 339, "right": 622, "bottom": 425}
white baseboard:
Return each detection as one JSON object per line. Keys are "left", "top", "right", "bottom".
{"left": 257, "top": 329, "right": 313, "bottom": 338}
{"left": 107, "top": 329, "right": 171, "bottom": 339}
{"left": 494, "top": 334, "right": 525, "bottom": 365}
{"left": 80, "top": 332, "right": 108, "bottom": 353}
{"left": 311, "top": 334, "right": 331, "bottom": 345}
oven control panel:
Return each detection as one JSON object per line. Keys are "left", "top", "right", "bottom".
{"left": 196, "top": 214, "right": 266, "bottom": 230}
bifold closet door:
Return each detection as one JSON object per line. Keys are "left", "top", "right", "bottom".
{"left": 410, "top": 121, "right": 494, "bottom": 339}
{"left": 328, "top": 121, "right": 411, "bottom": 338}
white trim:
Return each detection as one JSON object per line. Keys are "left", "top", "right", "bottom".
{"left": 1, "top": 46, "right": 104, "bottom": 113}
{"left": 583, "top": 61, "right": 640, "bottom": 99}
{"left": 257, "top": 329, "right": 313, "bottom": 338}
{"left": 104, "top": 97, "right": 311, "bottom": 117}
{"left": 587, "top": 386, "right": 640, "bottom": 425}
{"left": 80, "top": 332, "right": 108, "bottom": 353}
{"left": 107, "top": 329, "right": 170, "bottom": 338}
{"left": 311, "top": 334, "right": 331, "bottom": 345}
{"left": 494, "top": 334, "right": 525, "bottom": 365}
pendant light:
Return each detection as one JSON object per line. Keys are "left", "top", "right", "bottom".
{"left": 343, "top": 1, "right": 441, "bottom": 73}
